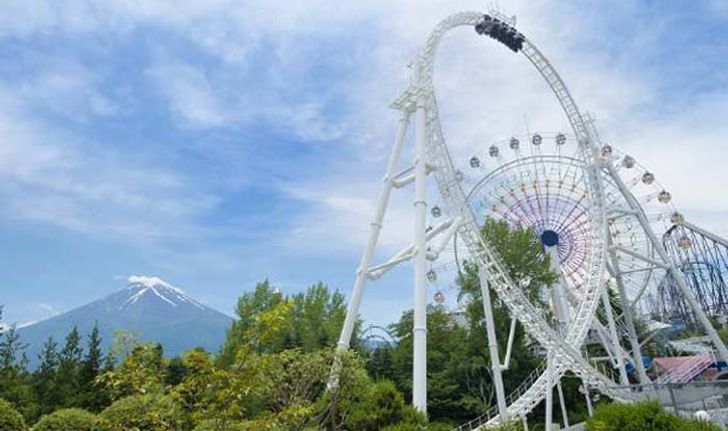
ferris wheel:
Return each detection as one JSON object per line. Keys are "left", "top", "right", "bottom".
{"left": 333, "top": 9, "right": 728, "bottom": 430}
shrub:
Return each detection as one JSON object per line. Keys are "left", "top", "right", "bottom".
{"left": 33, "top": 408, "right": 107, "bottom": 431}
{"left": 192, "top": 420, "right": 249, "bottom": 431}
{"left": 0, "top": 398, "right": 27, "bottom": 431}
{"left": 585, "top": 401, "right": 721, "bottom": 431}
{"left": 100, "top": 394, "right": 182, "bottom": 431}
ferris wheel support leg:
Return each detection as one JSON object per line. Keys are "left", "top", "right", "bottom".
{"left": 545, "top": 246, "right": 571, "bottom": 330}
{"left": 606, "top": 235, "right": 650, "bottom": 384}
{"left": 600, "top": 288, "right": 629, "bottom": 385}
{"left": 584, "top": 382, "right": 593, "bottom": 416}
{"left": 478, "top": 265, "right": 508, "bottom": 420}
{"left": 545, "top": 350, "right": 554, "bottom": 431}
{"left": 605, "top": 164, "right": 728, "bottom": 362}
{"left": 335, "top": 111, "right": 411, "bottom": 354}
{"left": 557, "top": 380, "right": 570, "bottom": 430}
{"left": 412, "top": 70, "right": 429, "bottom": 414}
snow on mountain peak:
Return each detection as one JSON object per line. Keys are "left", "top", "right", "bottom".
{"left": 128, "top": 275, "right": 178, "bottom": 291}
{"left": 122, "top": 275, "right": 204, "bottom": 310}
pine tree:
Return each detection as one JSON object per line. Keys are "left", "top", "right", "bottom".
{"left": 0, "top": 321, "right": 33, "bottom": 420}
{"left": 0, "top": 324, "right": 29, "bottom": 397}
{"left": 79, "top": 323, "right": 109, "bottom": 411}
{"left": 33, "top": 336, "right": 59, "bottom": 415}
{"left": 80, "top": 324, "right": 102, "bottom": 386}
{"left": 56, "top": 326, "right": 83, "bottom": 407}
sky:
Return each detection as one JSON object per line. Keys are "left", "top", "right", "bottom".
{"left": 0, "top": 0, "right": 727, "bottom": 328}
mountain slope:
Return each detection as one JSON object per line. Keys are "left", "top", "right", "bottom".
{"left": 16, "top": 276, "right": 233, "bottom": 366}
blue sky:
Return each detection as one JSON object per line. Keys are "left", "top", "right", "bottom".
{"left": 1, "top": 0, "right": 727, "bottom": 328}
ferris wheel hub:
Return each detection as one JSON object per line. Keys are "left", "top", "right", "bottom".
{"left": 541, "top": 230, "right": 560, "bottom": 247}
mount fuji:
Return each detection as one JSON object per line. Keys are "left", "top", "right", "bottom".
{"left": 15, "top": 276, "right": 233, "bottom": 366}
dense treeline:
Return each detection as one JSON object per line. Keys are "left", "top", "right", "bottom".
{"left": 0, "top": 220, "right": 650, "bottom": 430}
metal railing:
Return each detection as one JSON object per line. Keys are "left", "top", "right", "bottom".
{"left": 656, "top": 353, "right": 715, "bottom": 383}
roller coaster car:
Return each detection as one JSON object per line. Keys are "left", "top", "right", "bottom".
{"left": 475, "top": 15, "right": 525, "bottom": 53}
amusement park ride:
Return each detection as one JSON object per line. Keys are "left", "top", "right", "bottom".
{"left": 333, "top": 9, "right": 728, "bottom": 430}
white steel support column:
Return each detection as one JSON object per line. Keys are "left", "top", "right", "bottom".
{"left": 336, "top": 111, "right": 411, "bottom": 353}
{"left": 600, "top": 288, "right": 629, "bottom": 385}
{"left": 584, "top": 382, "right": 593, "bottom": 417}
{"left": 412, "top": 62, "right": 429, "bottom": 414}
{"left": 557, "top": 381, "right": 570, "bottom": 430}
{"left": 606, "top": 236, "right": 649, "bottom": 384}
{"left": 479, "top": 265, "right": 508, "bottom": 420}
{"left": 545, "top": 350, "right": 554, "bottom": 431}
{"left": 545, "top": 245, "right": 570, "bottom": 330}
{"left": 606, "top": 164, "right": 728, "bottom": 361}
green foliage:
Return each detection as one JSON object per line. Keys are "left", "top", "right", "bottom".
{"left": 33, "top": 408, "right": 107, "bottom": 431}
{"left": 98, "top": 343, "right": 165, "bottom": 399}
{"left": 107, "top": 330, "right": 141, "bottom": 366}
{"left": 0, "top": 325, "right": 35, "bottom": 421}
{"left": 78, "top": 324, "right": 108, "bottom": 411}
{"left": 192, "top": 421, "right": 249, "bottom": 431}
{"left": 585, "top": 401, "right": 721, "bottom": 431}
{"left": 344, "top": 380, "right": 412, "bottom": 430}
{"left": 33, "top": 337, "right": 59, "bottom": 417}
{"left": 54, "top": 327, "right": 82, "bottom": 408}
{"left": 100, "top": 394, "right": 182, "bottom": 431}
{"left": 217, "top": 280, "right": 284, "bottom": 366}
{"left": 0, "top": 398, "right": 27, "bottom": 431}
{"left": 218, "top": 281, "right": 351, "bottom": 367}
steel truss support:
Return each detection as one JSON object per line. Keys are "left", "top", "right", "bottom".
{"left": 605, "top": 164, "right": 728, "bottom": 361}
{"left": 366, "top": 217, "right": 460, "bottom": 280}
{"left": 335, "top": 111, "right": 411, "bottom": 354}
{"left": 480, "top": 265, "right": 508, "bottom": 420}
{"left": 557, "top": 381, "right": 570, "bottom": 430}
{"left": 607, "top": 234, "right": 650, "bottom": 384}
{"left": 600, "top": 288, "right": 630, "bottom": 385}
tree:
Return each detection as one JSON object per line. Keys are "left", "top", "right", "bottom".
{"left": 289, "top": 282, "right": 348, "bottom": 351}
{"left": 79, "top": 323, "right": 109, "bottom": 412}
{"left": 100, "top": 394, "right": 182, "bottom": 431}
{"left": 33, "top": 337, "right": 59, "bottom": 416}
{"left": 98, "top": 343, "right": 166, "bottom": 400}
{"left": 219, "top": 281, "right": 353, "bottom": 367}
{"left": 107, "top": 330, "right": 140, "bottom": 365}
{"left": 388, "top": 306, "right": 473, "bottom": 422}
{"left": 316, "top": 351, "right": 425, "bottom": 431}
{"left": 164, "top": 356, "right": 187, "bottom": 387}
{"left": 0, "top": 324, "right": 28, "bottom": 380}
{"left": 0, "top": 324, "right": 34, "bottom": 420}
{"left": 217, "top": 280, "right": 283, "bottom": 367}
{"left": 56, "top": 327, "right": 83, "bottom": 407}
{"left": 0, "top": 398, "right": 27, "bottom": 431}
{"left": 33, "top": 408, "right": 107, "bottom": 431}
{"left": 171, "top": 348, "right": 257, "bottom": 430}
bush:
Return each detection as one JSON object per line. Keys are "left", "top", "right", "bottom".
{"left": 586, "top": 401, "right": 721, "bottom": 431}
{"left": 33, "top": 408, "right": 107, "bottom": 431}
{"left": 0, "top": 398, "right": 27, "bottom": 431}
{"left": 100, "top": 394, "right": 182, "bottom": 431}
{"left": 192, "top": 420, "right": 249, "bottom": 431}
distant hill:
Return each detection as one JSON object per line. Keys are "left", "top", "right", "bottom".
{"left": 14, "top": 276, "right": 233, "bottom": 366}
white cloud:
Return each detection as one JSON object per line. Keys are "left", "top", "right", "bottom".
{"left": 147, "top": 60, "right": 228, "bottom": 128}
{"left": 37, "top": 303, "right": 61, "bottom": 317}
{"left": 0, "top": 80, "right": 216, "bottom": 240}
